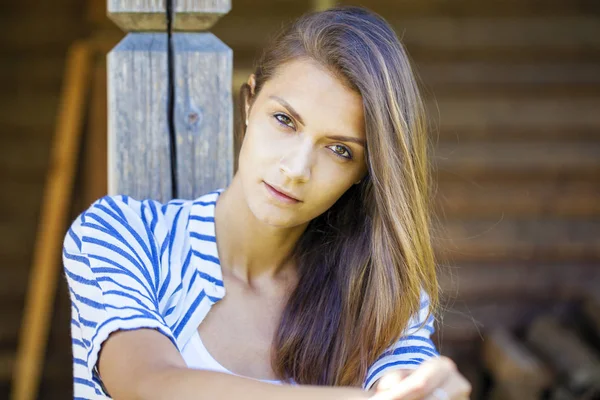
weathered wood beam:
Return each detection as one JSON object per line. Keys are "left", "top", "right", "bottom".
{"left": 107, "top": 0, "right": 168, "bottom": 32}
{"left": 173, "top": 0, "right": 231, "bottom": 31}
{"left": 526, "top": 316, "right": 600, "bottom": 395}
{"left": 108, "top": 0, "right": 231, "bottom": 31}
{"left": 11, "top": 41, "right": 92, "bottom": 400}
{"left": 483, "top": 329, "right": 551, "bottom": 399}
{"left": 81, "top": 56, "right": 109, "bottom": 208}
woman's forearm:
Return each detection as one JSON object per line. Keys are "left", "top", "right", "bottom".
{"left": 138, "top": 367, "right": 372, "bottom": 400}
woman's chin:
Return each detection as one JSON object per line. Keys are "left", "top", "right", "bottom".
{"left": 258, "top": 210, "right": 297, "bottom": 228}
{"left": 249, "top": 203, "right": 301, "bottom": 229}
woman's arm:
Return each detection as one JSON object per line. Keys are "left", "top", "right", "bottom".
{"left": 100, "top": 328, "right": 371, "bottom": 400}
{"left": 363, "top": 293, "right": 438, "bottom": 390}
{"left": 368, "top": 358, "right": 471, "bottom": 400}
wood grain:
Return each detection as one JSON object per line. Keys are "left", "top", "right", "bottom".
{"left": 438, "top": 262, "right": 600, "bottom": 302}
{"left": 107, "top": 33, "right": 173, "bottom": 202}
{"left": 173, "top": 0, "right": 231, "bottom": 31}
{"left": 107, "top": 0, "right": 231, "bottom": 31}
{"left": 107, "top": 0, "right": 167, "bottom": 32}
{"left": 435, "top": 181, "right": 600, "bottom": 218}
{"left": 172, "top": 33, "right": 233, "bottom": 199}
{"left": 436, "top": 218, "right": 600, "bottom": 262}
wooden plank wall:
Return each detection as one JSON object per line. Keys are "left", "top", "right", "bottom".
{"left": 0, "top": 0, "right": 598, "bottom": 398}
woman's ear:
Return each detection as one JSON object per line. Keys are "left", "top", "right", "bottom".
{"left": 247, "top": 74, "right": 256, "bottom": 95}
{"left": 244, "top": 74, "right": 257, "bottom": 125}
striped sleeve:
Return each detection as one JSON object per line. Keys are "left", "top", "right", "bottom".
{"left": 362, "top": 291, "right": 439, "bottom": 390}
{"left": 63, "top": 195, "right": 178, "bottom": 397}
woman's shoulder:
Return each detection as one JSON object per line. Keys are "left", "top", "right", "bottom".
{"left": 72, "top": 189, "right": 223, "bottom": 240}
{"left": 82, "top": 194, "right": 192, "bottom": 224}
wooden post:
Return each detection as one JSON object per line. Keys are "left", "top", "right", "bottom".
{"left": 107, "top": 0, "right": 233, "bottom": 202}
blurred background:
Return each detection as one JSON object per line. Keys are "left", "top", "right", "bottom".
{"left": 0, "top": 0, "right": 599, "bottom": 398}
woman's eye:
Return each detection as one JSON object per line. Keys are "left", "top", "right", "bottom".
{"left": 274, "top": 113, "right": 295, "bottom": 129}
{"left": 328, "top": 145, "right": 352, "bottom": 160}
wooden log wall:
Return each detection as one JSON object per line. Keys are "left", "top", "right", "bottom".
{"left": 0, "top": 0, "right": 598, "bottom": 398}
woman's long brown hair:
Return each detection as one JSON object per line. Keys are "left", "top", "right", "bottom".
{"left": 238, "top": 6, "right": 439, "bottom": 387}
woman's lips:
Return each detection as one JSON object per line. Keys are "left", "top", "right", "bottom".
{"left": 264, "top": 182, "right": 301, "bottom": 204}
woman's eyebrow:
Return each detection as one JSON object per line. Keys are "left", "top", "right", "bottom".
{"left": 269, "top": 95, "right": 366, "bottom": 148}
{"left": 269, "top": 95, "right": 305, "bottom": 125}
{"left": 327, "top": 135, "right": 366, "bottom": 147}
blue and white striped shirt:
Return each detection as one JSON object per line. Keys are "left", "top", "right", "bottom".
{"left": 63, "top": 189, "right": 438, "bottom": 398}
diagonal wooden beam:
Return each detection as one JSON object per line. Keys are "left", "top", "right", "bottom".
{"left": 11, "top": 40, "right": 93, "bottom": 400}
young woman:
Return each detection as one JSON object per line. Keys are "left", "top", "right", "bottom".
{"left": 63, "top": 6, "right": 471, "bottom": 400}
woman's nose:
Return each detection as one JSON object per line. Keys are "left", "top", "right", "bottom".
{"left": 279, "top": 141, "right": 313, "bottom": 183}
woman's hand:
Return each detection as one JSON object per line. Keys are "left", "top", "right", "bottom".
{"left": 367, "top": 357, "right": 471, "bottom": 400}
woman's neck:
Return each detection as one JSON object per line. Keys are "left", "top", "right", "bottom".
{"left": 214, "top": 178, "right": 304, "bottom": 290}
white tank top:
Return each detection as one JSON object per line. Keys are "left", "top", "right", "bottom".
{"left": 181, "top": 331, "right": 284, "bottom": 385}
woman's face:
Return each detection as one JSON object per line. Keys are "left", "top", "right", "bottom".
{"left": 237, "top": 58, "right": 368, "bottom": 228}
